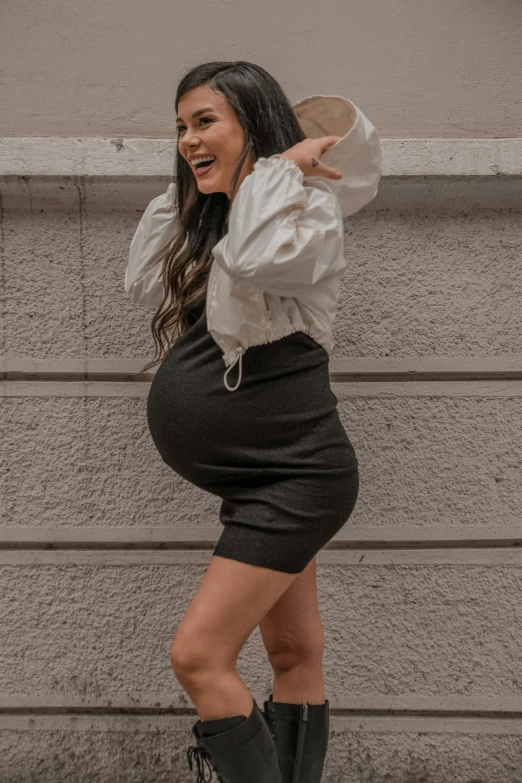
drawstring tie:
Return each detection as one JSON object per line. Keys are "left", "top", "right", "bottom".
{"left": 187, "top": 744, "right": 224, "bottom": 782}
{"left": 221, "top": 323, "right": 313, "bottom": 393}
{"left": 223, "top": 349, "right": 244, "bottom": 392}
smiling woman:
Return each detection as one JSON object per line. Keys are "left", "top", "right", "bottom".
{"left": 125, "top": 59, "right": 381, "bottom": 783}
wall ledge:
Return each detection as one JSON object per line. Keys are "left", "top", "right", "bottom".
{"left": 1, "top": 136, "right": 521, "bottom": 177}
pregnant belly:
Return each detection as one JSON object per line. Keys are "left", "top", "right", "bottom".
{"left": 145, "top": 339, "right": 357, "bottom": 493}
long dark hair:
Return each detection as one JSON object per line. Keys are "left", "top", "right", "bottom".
{"left": 140, "top": 60, "right": 306, "bottom": 372}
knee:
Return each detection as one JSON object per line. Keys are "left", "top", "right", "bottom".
{"left": 170, "top": 632, "right": 212, "bottom": 683}
{"left": 170, "top": 630, "right": 236, "bottom": 684}
{"left": 264, "top": 628, "right": 325, "bottom": 674}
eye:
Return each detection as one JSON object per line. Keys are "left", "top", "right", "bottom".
{"left": 176, "top": 117, "right": 212, "bottom": 134}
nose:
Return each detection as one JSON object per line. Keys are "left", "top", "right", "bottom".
{"left": 183, "top": 127, "right": 202, "bottom": 150}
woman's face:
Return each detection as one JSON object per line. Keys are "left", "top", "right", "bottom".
{"left": 176, "top": 85, "right": 256, "bottom": 200}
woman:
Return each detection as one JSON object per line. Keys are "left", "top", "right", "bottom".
{"left": 125, "top": 60, "right": 381, "bottom": 783}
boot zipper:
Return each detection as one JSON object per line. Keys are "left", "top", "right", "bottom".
{"left": 291, "top": 703, "right": 308, "bottom": 783}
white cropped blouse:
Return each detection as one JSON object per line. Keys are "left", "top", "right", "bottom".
{"left": 126, "top": 95, "right": 382, "bottom": 390}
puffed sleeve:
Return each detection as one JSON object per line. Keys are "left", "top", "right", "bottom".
{"left": 211, "top": 155, "right": 346, "bottom": 297}
{"left": 211, "top": 96, "right": 381, "bottom": 297}
{"left": 291, "top": 95, "right": 382, "bottom": 219}
{"left": 125, "top": 182, "right": 179, "bottom": 308}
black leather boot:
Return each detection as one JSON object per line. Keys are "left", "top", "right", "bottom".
{"left": 186, "top": 697, "right": 283, "bottom": 782}
{"left": 263, "top": 693, "right": 330, "bottom": 783}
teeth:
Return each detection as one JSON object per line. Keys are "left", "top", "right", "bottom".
{"left": 192, "top": 156, "right": 215, "bottom": 166}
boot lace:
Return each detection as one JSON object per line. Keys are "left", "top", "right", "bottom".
{"left": 187, "top": 744, "right": 225, "bottom": 783}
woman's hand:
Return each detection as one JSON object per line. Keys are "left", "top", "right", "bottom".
{"left": 280, "top": 136, "right": 343, "bottom": 179}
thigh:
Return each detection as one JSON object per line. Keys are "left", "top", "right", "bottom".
{"left": 173, "top": 554, "right": 302, "bottom": 665}
{"left": 258, "top": 557, "right": 324, "bottom": 656}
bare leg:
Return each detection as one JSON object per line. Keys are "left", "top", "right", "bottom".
{"left": 259, "top": 557, "right": 326, "bottom": 704}
{"left": 170, "top": 554, "right": 304, "bottom": 720}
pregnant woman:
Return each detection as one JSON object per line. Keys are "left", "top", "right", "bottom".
{"left": 125, "top": 60, "right": 381, "bottom": 783}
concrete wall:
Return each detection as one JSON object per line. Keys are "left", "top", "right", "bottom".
{"left": 2, "top": 173, "right": 522, "bottom": 781}
{"left": 1, "top": 0, "right": 522, "bottom": 780}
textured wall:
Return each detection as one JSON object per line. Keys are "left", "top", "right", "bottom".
{"left": 2, "top": 564, "right": 522, "bottom": 698}
{"left": 3, "top": 721, "right": 522, "bottom": 783}
{"left": 3, "top": 202, "right": 522, "bottom": 359}
{"left": 2, "top": 188, "right": 522, "bottom": 779}
{"left": 2, "top": 0, "right": 522, "bottom": 766}
{"left": 3, "top": 394, "right": 522, "bottom": 528}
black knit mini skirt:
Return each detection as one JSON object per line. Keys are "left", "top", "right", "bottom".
{"left": 146, "top": 301, "right": 359, "bottom": 574}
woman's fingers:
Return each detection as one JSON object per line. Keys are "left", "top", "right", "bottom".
{"left": 311, "top": 136, "right": 343, "bottom": 178}
{"left": 310, "top": 156, "right": 342, "bottom": 179}
{"left": 318, "top": 136, "right": 343, "bottom": 178}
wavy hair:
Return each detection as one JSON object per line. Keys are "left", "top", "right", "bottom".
{"left": 140, "top": 60, "right": 306, "bottom": 372}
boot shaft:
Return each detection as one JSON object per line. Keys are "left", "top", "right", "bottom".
{"left": 264, "top": 694, "right": 329, "bottom": 783}
{"left": 187, "top": 698, "right": 284, "bottom": 783}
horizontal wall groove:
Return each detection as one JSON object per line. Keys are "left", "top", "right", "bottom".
{"left": 2, "top": 707, "right": 522, "bottom": 720}
{"left": 3, "top": 549, "right": 522, "bottom": 566}
{"left": 3, "top": 380, "right": 522, "bottom": 398}
{"left": 3, "top": 714, "right": 522, "bottom": 736}
{"left": 2, "top": 372, "right": 153, "bottom": 383}
{"left": 0, "top": 706, "right": 187, "bottom": 717}
{"left": 3, "top": 355, "right": 522, "bottom": 381}
{"left": 1, "top": 525, "right": 522, "bottom": 551}
{"left": 3, "top": 694, "right": 522, "bottom": 719}
{"left": 3, "top": 370, "right": 522, "bottom": 384}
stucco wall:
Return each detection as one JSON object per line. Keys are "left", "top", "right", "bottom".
{"left": 2, "top": 188, "right": 522, "bottom": 780}
{"left": 1, "top": 0, "right": 522, "bottom": 779}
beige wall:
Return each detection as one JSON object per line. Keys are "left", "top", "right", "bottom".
{"left": 1, "top": 0, "right": 521, "bottom": 138}
{"left": 1, "top": 2, "right": 522, "bottom": 781}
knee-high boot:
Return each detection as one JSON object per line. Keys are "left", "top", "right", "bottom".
{"left": 186, "top": 696, "right": 283, "bottom": 782}
{"left": 263, "top": 693, "right": 330, "bottom": 783}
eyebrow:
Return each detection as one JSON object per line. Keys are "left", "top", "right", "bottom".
{"left": 176, "top": 107, "right": 215, "bottom": 124}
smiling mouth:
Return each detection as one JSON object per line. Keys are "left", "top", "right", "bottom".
{"left": 193, "top": 158, "right": 216, "bottom": 176}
